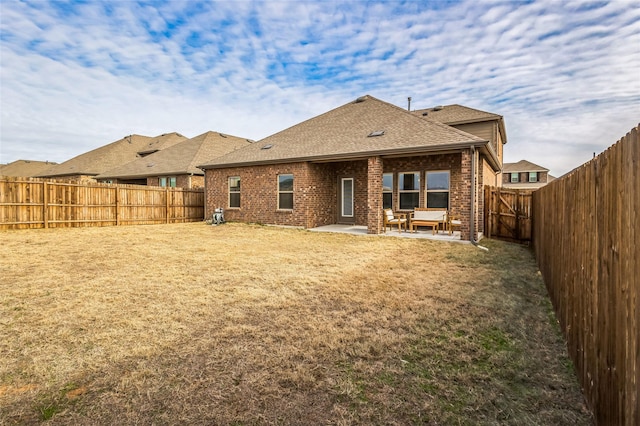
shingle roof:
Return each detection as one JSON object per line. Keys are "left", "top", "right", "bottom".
{"left": 97, "top": 131, "right": 253, "bottom": 179}
{"left": 200, "top": 95, "right": 486, "bottom": 169}
{"left": 503, "top": 160, "right": 549, "bottom": 173}
{"left": 36, "top": 132, "right": 187, "bottom": 177}
{"left": 412, "top": 104, "right": 502, "bottom": 125}
{"left": 0, "top": 160, "right": 59, "bottom": 177}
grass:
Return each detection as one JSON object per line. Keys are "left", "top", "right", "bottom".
{"left": 0, "top": 222, "right": 592, "bottom": 425}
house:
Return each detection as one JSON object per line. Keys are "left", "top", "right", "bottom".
{"left": 0, "top": 160, "right": 58, "bottom": 177}
{"left": 502, "top": 160, "right": 555, "bottom": 189}
{"left": 36, "top": 132, "right": 187, "bottom": 182}
{"left": 199, "top": 95, "right": 507, "bottom": 241}
{"left": 96, "top": 131, "right": 253, "bottom": 188}
{"left": 412, "top": 104, "right": 507, "bottom": 187}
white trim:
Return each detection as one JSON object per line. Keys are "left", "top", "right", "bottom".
{"left": 228, "top": 176, "right": 240, "bottom": 208}
{"left": 277, "top": 173, "right": 294, "bottom": 210}
{"left": 341, "top": 178, "right": 354, "bottom": 218}
{"left": 398, "top": 171, "right": 420, "bottom": 210}
{"left": 425, "top": 170, "right": 450, "bottom": 209}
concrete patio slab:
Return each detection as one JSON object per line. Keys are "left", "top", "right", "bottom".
{"left": 309, "top": 224, "right": 468, "bottom": 243}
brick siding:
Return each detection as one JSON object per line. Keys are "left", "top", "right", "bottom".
{"left": 204, "top": 152, "right": 487, "bottom": 240}
{"left": 503, "top": 171, "right": 548, "bottom": 184}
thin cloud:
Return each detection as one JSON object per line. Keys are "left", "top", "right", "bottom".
{"left": 1, "top": 0, "right": 638, "bottom": 177}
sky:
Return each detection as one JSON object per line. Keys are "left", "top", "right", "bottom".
{"left": 1, "top": 0, "right": 638, "bottom": 177}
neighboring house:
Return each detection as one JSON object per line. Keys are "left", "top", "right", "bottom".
{"left": 502, "top": 160, "right": 555, "bottom": 189}
{"left": 412, "top": 104, "right": 507, "bottom": 188}
{"left": 199, "top": 95, "right": 508, "bottom": 241}
{"left": 96, "top": 131, "right": 253, "bottom": 188}
{"left": 0, "top": 160, "right": 58, "bottom": 177}
{"left": 36, "top": 132, "right": 187, "bottom": 182}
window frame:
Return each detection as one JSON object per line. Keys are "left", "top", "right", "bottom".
{"left": 159, "top": 176, "right": 177, "bottom": 188}
{"left": 277, "top": 174, "right": 294, "bottom": 210}
{"left": 528, "top": 172, "right": 538, "bottom": 183}
{"left": 382, "top": 172, "right": 393, "bottom": 210}
{"left": 425, "top": 170, "right": 450, "bottom": 209}
{"left": 510, "top": 172, "right": 519, "bottom": 183}
{"left": 398, "top": 171, "right": 420, "bottom": 211}
{"left": 341, "top": 177, "right": 354, "bottom": 218}
{"left": 228, "top": 176, "right": 241, "bottom": 209}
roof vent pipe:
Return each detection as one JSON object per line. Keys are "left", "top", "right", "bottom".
{"left": 407, "top": 97, "right": 411, "bottom": 111}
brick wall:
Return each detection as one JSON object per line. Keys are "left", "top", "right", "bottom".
{"left": 204, "top": 152, "right": 485, "bottom": 240}
{"left": 502, "top": 171, "right": 549, "bottom": 184}
{"left": 367, "top": 157, "right": 383, "bottom": 234}
{"left": 146, "top": 174, "right": 199, "bottom": 189}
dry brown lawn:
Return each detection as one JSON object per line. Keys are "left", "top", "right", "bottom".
{"left": 0, "top": 223, "right": 591, "bottom": 425}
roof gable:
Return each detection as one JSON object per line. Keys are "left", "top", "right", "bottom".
{"left": 0, "top": 160, "right": 59, "bottom": 177}
{"left": 200, "top": 95, "right": 486, "bottom": 169}
{"left": 97, "top": 131, "right": 253, "bottom": 179}
{"left": 37, "top": 133, "right": 187, "bottom": 177}
{"left": 412, "top": 104, "right": 501, "bottom": 125}
{"left": 503, "top": 160, "right": 549, "bottom": 172}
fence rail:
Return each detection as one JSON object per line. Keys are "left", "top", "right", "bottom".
{"left": 0, "top": 177, "right": 204, "bottom": 229}
{"left": 532, "top": 125, "right": 639, "bottom": 425}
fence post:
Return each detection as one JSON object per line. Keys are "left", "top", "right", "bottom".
{"left": 515, "top": 190, "right": 520, "bottom": 241}
{"left": 166, "top": 187, "right": 170, "bottom": 224}
{"left": 43, "top": 181, "right": 48, "bottom": 229}
{"left": 115, "top": 187, "right": 120, "bottom": 226}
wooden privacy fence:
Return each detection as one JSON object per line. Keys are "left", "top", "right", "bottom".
{"left": 484, "top": 186, "right": 533, "bottom": 243}
{"left": 532, "top": 125, "right": 639, "bottom": 425}
{"left": 0, "top": 177, "right": 205, "bottom": 230}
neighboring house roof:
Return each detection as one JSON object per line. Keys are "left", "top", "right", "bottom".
{"left": 503, "top": 160, "right": 549, "bottom": 173}
{"left": 0, "top": 160, "right": 58, "bottom": 177}
{"left": 200, "top": 95, "right": 491, "bottom": 170}
{"left": 36, "top": 132, "right": 187, "bottom": 178}
{"left": 97, "top": 131, "right": 253, "bottom": 179}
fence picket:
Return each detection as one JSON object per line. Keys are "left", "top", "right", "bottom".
{"left": 0, "top": 177, "right": 204, "bottom": 229}
{"left": 533, "top": 125, "right": 639, "bottom": 425}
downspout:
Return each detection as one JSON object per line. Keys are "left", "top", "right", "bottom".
{"left": 470, "top": 146, "right": 489, "bottom": 251}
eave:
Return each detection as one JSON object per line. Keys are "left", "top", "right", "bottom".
{"left": 199, "top": 140, "right": 494, "bottom": 170}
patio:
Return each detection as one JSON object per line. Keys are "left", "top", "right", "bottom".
{"left": 309, "top": 224, "right": 466, "bottom": 243}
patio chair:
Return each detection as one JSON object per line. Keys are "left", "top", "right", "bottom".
{"left": 383, "top": 209, "right": 407, "bottom": 233}
{"left": 447, "top": 211, "right": 462, "bottom": 235}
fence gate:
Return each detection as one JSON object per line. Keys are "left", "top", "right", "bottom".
{"left": 484, "top": 186, "right": 533, "bottom": 243}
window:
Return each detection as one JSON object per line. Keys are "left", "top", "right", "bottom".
{"left": 510, "top": 173, "right": 519, "bottom": 183}
{"left": 341, "top": 178, "right": 354, "bottom": 217}
{"left": 228, "top": 176, "right": 240, "bottom": 208}
{"left": 529, "top": 172, "right": 538, "bottom": 182}
{"left": 278, "top": 174, "right": 294, "bottom": 210}
{"left": 426, "top": 171, "right": 450, "bottom": 209}
{"left": 382, "top": 173, "right": 393, "bottom": 210}
{"left": 398, "top": 172, "right": 420, "bottom": 210}
{"left": 159, "top": 176, "right": 176, "bottom": 187}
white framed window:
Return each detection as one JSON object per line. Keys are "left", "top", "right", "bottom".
{"left": 510, "top": 173, "right": 519, "bottom": 183}
{"left": 341, "top": 178, "right": 354, "bottom": 217}
{"left": 228, "top": 176, "right": 240, "bottom": 208}
{"left": 398, "top": 172, "right": 420, "bottom": 210}
{"left": 382, "top": 173, "right": 393, "bottom": 210}
{"left": 159, "top": 176, "right": 176, "bottom": 187}
{"left": 529, "top": 172, "right": 538, "bottom": 182}
{"left": 426, "top": 171, "right": 450, "bottom": 209}
{"left": 278, "top": 174, "right": 294, "bottom": 210}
